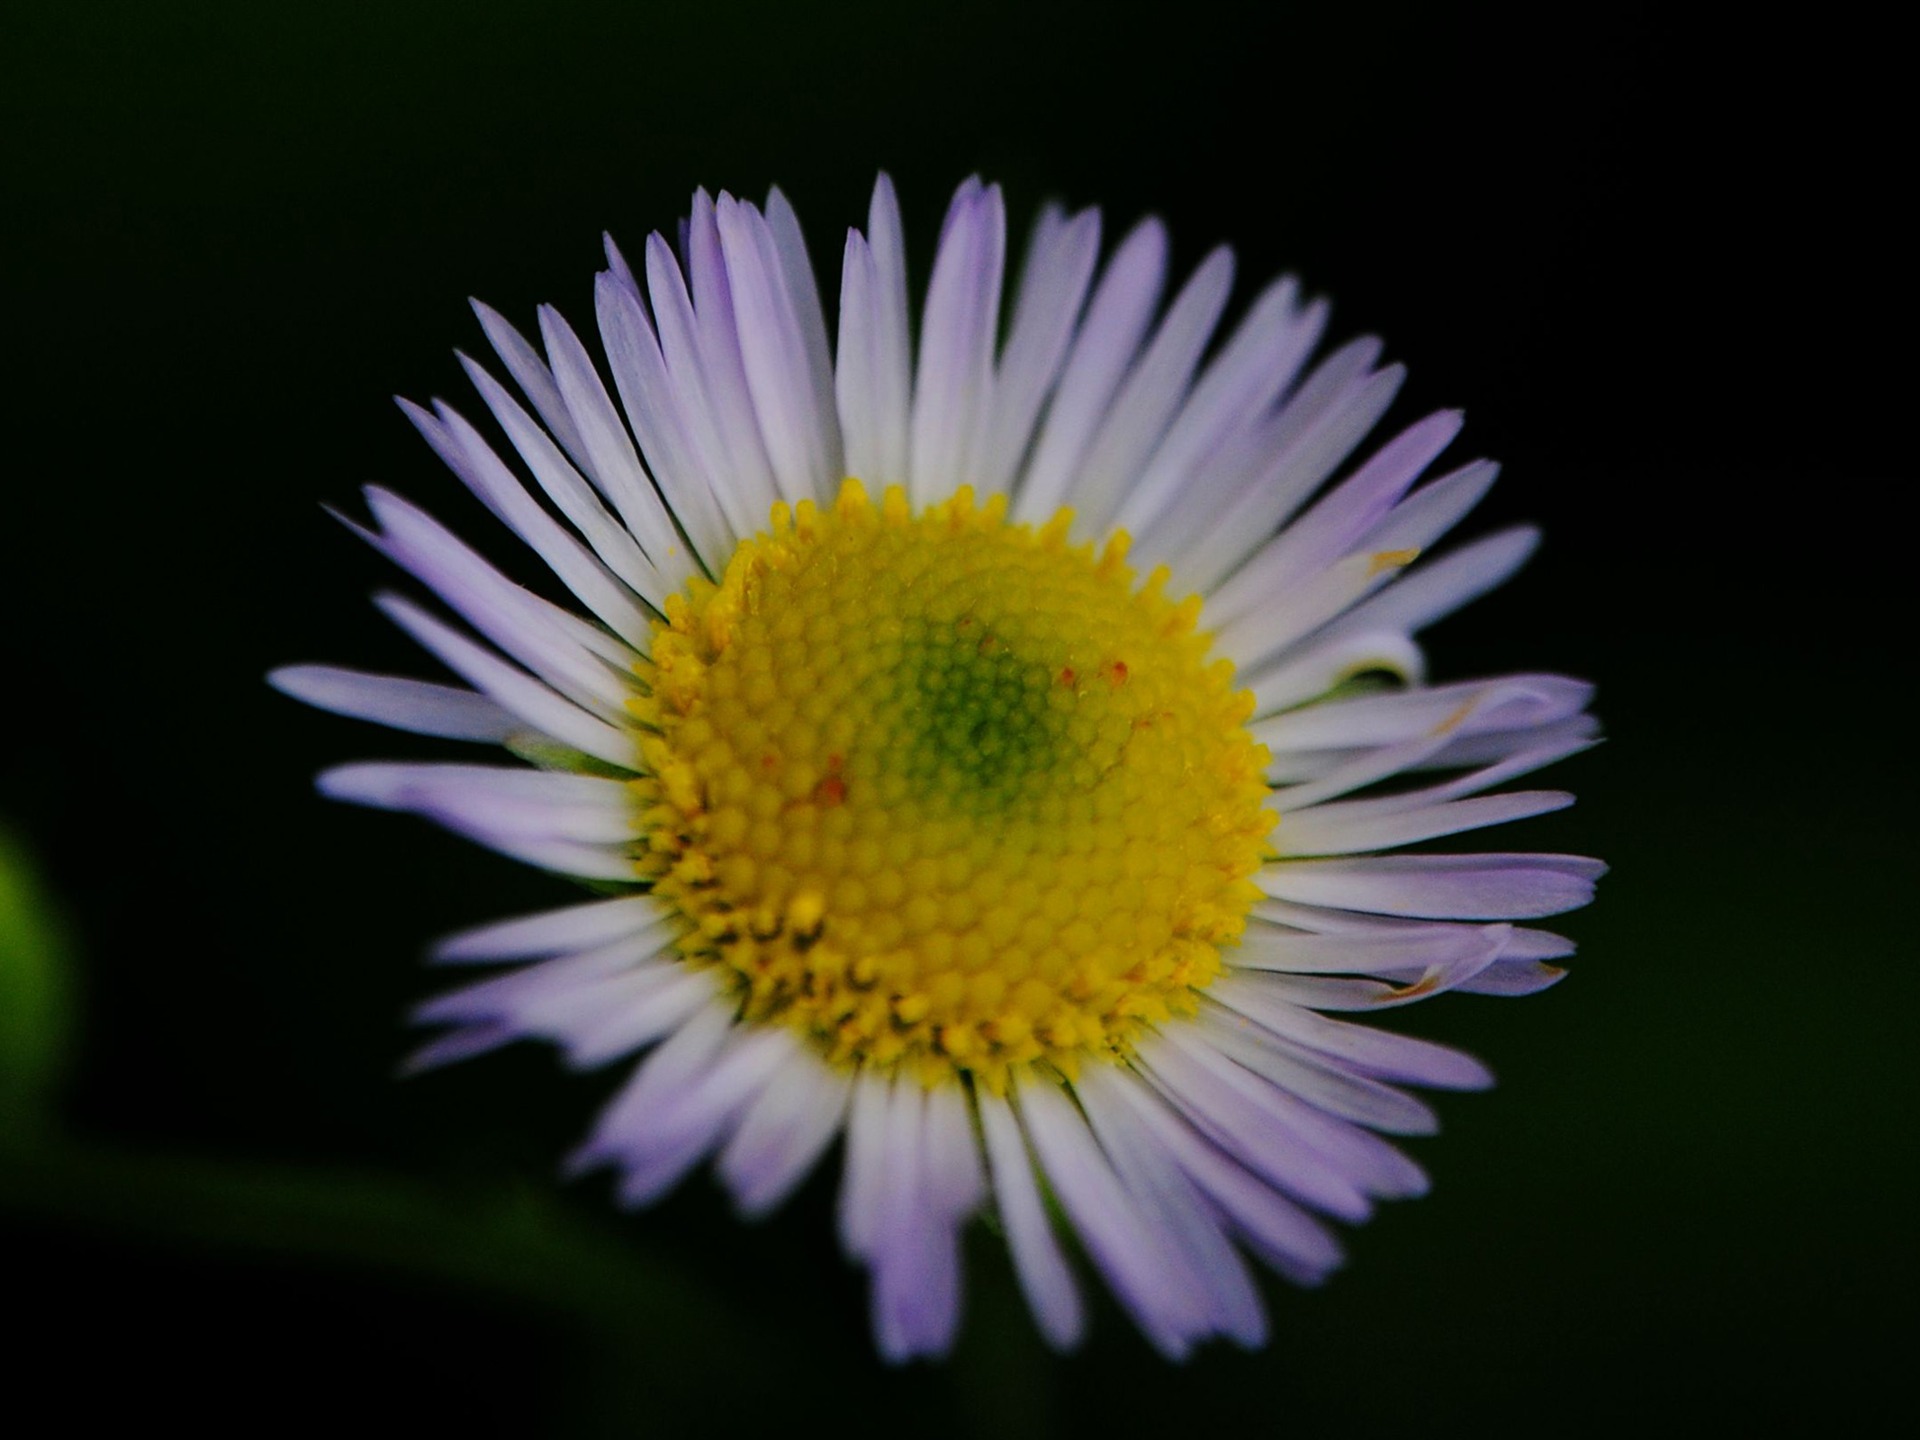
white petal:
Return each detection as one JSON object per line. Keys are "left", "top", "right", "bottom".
{"left": 764, "top": 186, "right": 843, "bottom": 478}
{"left": 1104, "top": 1071, "right": 1343, "bottom": 1284}
{"left": 1013, "top": 217, "right": 1168, "bottom": 522}
{"left": 1208, "top": 978, "right": 1495, "bottom": 1089}
{"left": 319, "top": 762, "right": 638, "bottom": 879}
{"left": 1253, "top": 673, "right": 1593, "bottom": 753}
{"left": 359, "top": 485, "right": 635, "bottom": 720}
{"left": 869, "top": 1081, "right": 966, "bottom": 1361}
{"left": 837, "top": 1068, "right": 893, "bottom": 1257}
{"left": 978, "top": 1089, "right": 1085, "bottom": 1349}
{"left": 1196, "top": 1008, "right": 1439, "bottom": 1136}
{"left": 570, "top": 1000, "right": 733, "bottom": 1178}
{"left": 1248, "top": 630, "right": 1428, "bottom": 717}
{"left": 558, "top": 967, "right": 722, "bottom": 1070}
{"left": 590, "top": 274, "right": 733, "bottom": 568}
{"left": 1308, "top": 526, "right": 1542, "bottom": 650}
{"left": 269, "top": 665, "right": 518, "bottom": 743}
{"left": 399, "top": 399, "right": 655, "bottom": 643}
{"left": 1227, "top": 920, "right": 1497, "bottom": 977}
{"left": 923, "top": 1082, "right": 986, "bottom": 1221}
{"left": 469, "top": 299, "right": 591, "bottom": 469}
{"left": 862, "top": 173, "right": 913, "bottom": 486}
{"left": 644, "top": 229, "right": 779, "bottom": 536}
{"left": 1265, "top": 694, "right": 1523, "bottom": 809}
{"left": 716, "top": 195, "right": 837, "bottom": 504}
{"left": 973, "top": 205, "right": 1101, "bottom": 497}
{"left": 1357, "top": 457, "right": 1501, "bottom": 557}
{"left": 537, "top": 304, "right": 699, "bottom": 591}
{"left": 427, "top": 959, "right": 707, "bottom": 1072}
{"left": 1453, "top": 926, "right": 1578, "bottom": 996}
{"left": 414, "top": 936, "right": 668, "bottom": 1025}
{"left": 685, "top": 190, "right": 786, "bottom": 518}
{"left": 1276, "top": 790, "right": 1575, "bottom": 856}
{"left": 1171, "top": 341, "right": 1404, "bottom": 593}
{"left": 1135, "top": 1031, "right": 1372, "bottom": 1220}
{"left": 432, "top": 895, "right": 670, "bottom": 963}
{"left": 1219, "top": 547, "right": 1420, "bottom": 678}
{"left": 1079, "top": 1067, "right": 1267, "bottom": 1347}
{"left": 1501, "top": 927, "right": 1578, "bottom": 961}
{"left": 1206, "top": 409, "right": 1464, "bottom": 630}
{"left": 1420, "top": 714, "right": 1601, "bottom": 773}
{"left": 909, "top": 179, "right": 1006, "bottom": 506}
{"left": 1065, "top": 245, "right": 1235, "bottom": 535}
{"left": 1455, "top": 960, "right": 1570, "bottom": 996}
{"left": 718, "top": 1046, "right": 852, "bottom": 1218}
{"left": 1151, "top": 1026, "right": 1427, "bottom": 1200}
{"left": 611, "top": 1023, "right": 798, "bottom": 1207}
{"left": 835, "top": 232, "right": 886, "bottom": 484}
{"left": 375, "top": 593, "right": 638, "bottom": 771}
{"left": 1257, "top": 852, "right": 1606, "bottom": 920}
{"left": 459, "top": 351, "right": 668, "bottom": 594}
{"left": 1017, "top": 1074, "right": 1202, "bottom": 1359}
{"left": 318, "top": 762, "right": 631, "bottom": 836}
{"left": 400, "top": 1022, "right": 518, "bottom": 1073}
{"left": 1118, "top": 274, "right": 1325, "bottom": 544}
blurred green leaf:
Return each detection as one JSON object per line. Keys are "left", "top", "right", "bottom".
{"left": 0, "top": 822, "right": 75, "bottom": 1138}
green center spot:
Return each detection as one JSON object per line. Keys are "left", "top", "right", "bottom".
{"left": 897, "top": 621, "right": 1060, "bottom": 812}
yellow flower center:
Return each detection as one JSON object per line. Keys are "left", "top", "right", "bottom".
{"left": 630, "top": 479, "right": 1273, "bottom": 1091}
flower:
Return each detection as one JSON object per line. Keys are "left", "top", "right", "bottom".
{"left": 271, "top": 173, "right": 1602, "bottom": 1361}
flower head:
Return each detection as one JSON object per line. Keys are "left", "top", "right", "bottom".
{"left": 273, "top": 174, "right": 1602, "bottom": 1360}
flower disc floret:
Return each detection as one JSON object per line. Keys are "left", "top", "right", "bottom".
{"left": 633, "top": 479, "right": 1275, "bottom": 1089}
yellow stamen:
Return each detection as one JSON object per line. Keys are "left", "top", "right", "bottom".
{"left": 631, "top": 479, "right": 1274, "bottom": 1092}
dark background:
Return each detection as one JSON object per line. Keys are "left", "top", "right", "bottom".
{"left": 2, "top": 3, "right": 1911, "bottom": 1435}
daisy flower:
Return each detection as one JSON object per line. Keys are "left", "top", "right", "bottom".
{"left": 272, "top": 174, "right": 1601, "bottom": 1360}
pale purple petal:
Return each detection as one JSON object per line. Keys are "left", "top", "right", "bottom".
{"left": 909, "top": 179, "right": 1006, "bottom": 506}
{"left": 862, "top": 173, "right": 913, "bottom": 486}
{"left": 1104, "top": 1072, "right": 1343, "bottom": 1285}
{"left": 469, "top": 299, "right": 591, "bottom": 467}
{"left": 1078, "top": 1067, "right": 1267, "bottom": 1347}
{"left": 537, "top": 303, "right": 700, "bottom": 590}
{"left": 1118, "top": 275, "right": 1325, "bottom": 546}
{"left": 716, "top": 195, "right": 837, "bottom": 504}
{"left": 1017, "top": 1074, "right": 1202, "bottom": 1359}
{"left": 374, "top": 592, "right": 638, "bottom": 770}
{"left": 974, "top": 204, "right": 1101, "bottom": 497}
{"left": 432, "top": 895, "right": 671, "bottom": 963}
{"left": 398, "top": 398, "right": 655, "bottom": 643}
{"left": 1305, "top": 526, "right": 1542, "bottom": 652}
{"left": 269, "top": 665, "right": 519, "bottom": 743}
{"left": 358, "top": 485, "right": 635, "bottom": 720}
{"left": 644, "top": 229, "right": 780, "bottom": 535}
{"left": 459, "top": 350, "right": 671, "bottom": 593}
{"left": 1013, "top": 217, "right": 1168, "bottom": 522}
{"left": 1208, "top": 979, "right": 1497, "bottom": 1090}
{"left": 590, "top": 274, "right": 734, "bottom": 567}
{"left": 719, "top": 1046, "right": 852, "bottom": 1219}
{"left": 764, "top": 186, "right": 844, "bottom": 479}
{"left": 978, "top": 1089, "right": 1085, "bottom": 1349}
{"left": 1173, "top": 347, "right": 1406, "bottom": 594}
{"left": 1257, "top": 853, "right": 1606, "bottom": 920}
{"left": 1206, "top": 409, "right": 1465, "bottom": 630}
{"left": 685, "top": 190, "right": 786, "bottom": 515}
{"left": 1066, "top": 245, "right": 1235, "bottom": 535}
